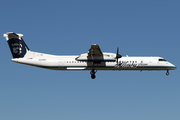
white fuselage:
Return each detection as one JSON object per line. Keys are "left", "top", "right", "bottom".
{"left": 4, "top": 32, "right": 176, "bottom": 79}
{"left": 11, "top": 51, "right": 176, "bottom": 71}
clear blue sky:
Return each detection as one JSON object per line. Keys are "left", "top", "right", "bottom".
{"left": 0, "top": 0, "right": 179, "bottom": 120}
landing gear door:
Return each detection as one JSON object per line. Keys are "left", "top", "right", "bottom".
{"left": 58, "top": 59, "right": 64, "bottom": 67}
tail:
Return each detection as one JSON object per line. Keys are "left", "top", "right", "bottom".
{"left": 3, "top": 32, "right": 30, "bottom": 58}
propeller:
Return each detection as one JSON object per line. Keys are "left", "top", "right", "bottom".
{"left": 116, "top": 47, "right": 122, "bottom": 65}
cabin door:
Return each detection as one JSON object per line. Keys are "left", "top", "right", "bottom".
{"left": 58, "top": 59, "right": 64, "bottom": 67}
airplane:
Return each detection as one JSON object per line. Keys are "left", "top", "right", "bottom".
{"left": 4, "top": 32, "right": 176, "bottom": 79}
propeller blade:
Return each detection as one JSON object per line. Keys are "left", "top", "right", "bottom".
{"left": 116, "top": 47, "right": 122, "bottom": 59}
{"left": 116, "top": 47, "right": 122, "bottom": 65}
{"left": 117, "top": 47, "right": 119, "bottom": 56}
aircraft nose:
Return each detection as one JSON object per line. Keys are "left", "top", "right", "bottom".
{"left": 170, "top": 63, "right": 177, "bottom": 70}
{"left": 173, "top": 65, "right": 177, "bottom": 70}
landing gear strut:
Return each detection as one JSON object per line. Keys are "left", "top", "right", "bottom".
{"left": 90, "top": 69, "right": 97, "bottom": 79}
{"left": 166, "top": 70, "right": 169, "bottom": 76}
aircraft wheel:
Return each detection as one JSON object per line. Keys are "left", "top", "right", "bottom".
{"left": 91, "top": 74, "right": 96, "bottom": 79}
{"left": 166, "top": 70, "right": 169, "bottom": 76}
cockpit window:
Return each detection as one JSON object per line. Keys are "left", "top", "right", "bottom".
{"left": 159, "top": 59, "right": 167, "bottom": 61}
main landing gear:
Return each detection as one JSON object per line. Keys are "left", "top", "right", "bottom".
{"left": 166, "top": 70, "right": 169, "bottom": 76}
{"left": 90, "top": 69, "right": 97, "bottom": 79}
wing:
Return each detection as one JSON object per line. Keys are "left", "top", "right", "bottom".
{"left": 88, "top": 44, "right": 103, "bottom": 56}
{"left": 76, "top": 44, "right": 116, "bottom": 62}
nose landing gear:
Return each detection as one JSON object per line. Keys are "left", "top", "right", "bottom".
{"left": 90, "top": 69, "right": 97, "bottom": 79}
{"left": 166, "top": 70, "right": 169, "bottom": 76}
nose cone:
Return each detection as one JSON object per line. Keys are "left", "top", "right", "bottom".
{"left": 169, "top": 62, "right": 177, "bottom": 70}
{"left": 172, "top": 65, "right": 177, "bottom": 70}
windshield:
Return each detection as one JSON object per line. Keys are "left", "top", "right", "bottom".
{"left": 159, "top": 59, "right": 167, "bottom": 61}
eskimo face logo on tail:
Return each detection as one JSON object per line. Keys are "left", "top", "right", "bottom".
{"left": 11, "top": 43, "right": 22, "bottom": 54}
{"left": 8, "top": 38, "right": 27, "bottom": 58}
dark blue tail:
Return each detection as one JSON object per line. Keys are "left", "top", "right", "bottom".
{"left": 4, "top": 32, "right": 29, "bottom": 58}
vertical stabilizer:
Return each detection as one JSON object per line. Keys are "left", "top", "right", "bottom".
{"left": 3, "top": 32, "right": 29, "bottom": 58}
